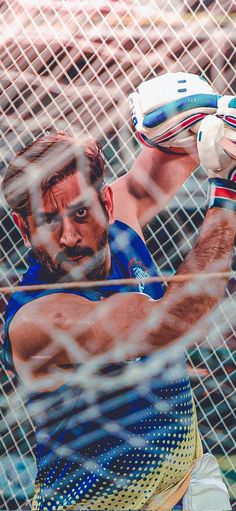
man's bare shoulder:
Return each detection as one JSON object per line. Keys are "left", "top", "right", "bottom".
{"left": 11, "top": 292, "right": 91, "bottom": 325}
{"left": 8, "top": 292, "right": 97, "bottom": 386}
{"left": 111, "top": 175, "right": 144, "bottom": 237}
{"left": 9, "top": 293, "right": 94, "bottom": 355}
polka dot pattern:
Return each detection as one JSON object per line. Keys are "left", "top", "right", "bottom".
{"left": 31, "top": 367, "right": 200, "bottom": 511}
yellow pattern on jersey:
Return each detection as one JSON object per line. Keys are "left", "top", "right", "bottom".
{"left": 32, "top": 399, "right": 202, "bottom": 511}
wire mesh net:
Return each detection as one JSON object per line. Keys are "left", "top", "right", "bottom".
{"left": 0, "top": 1, "right": 235, "bottom": 510}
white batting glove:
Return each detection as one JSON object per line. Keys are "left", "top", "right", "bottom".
{"left": 216, "top": 96, "right": 236, "bottom": 143}
{"left": 197, "top": 115, "right": 236, "bottom": 212}
{"left": 129, "top": 72, "right": 236, "bottom": 153}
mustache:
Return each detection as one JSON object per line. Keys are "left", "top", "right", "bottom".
{"left": 56, "top": 246, "right": 94, "bottom": 262}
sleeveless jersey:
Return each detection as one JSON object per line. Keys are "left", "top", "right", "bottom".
{"left": 3, "top": 220, "right": 201, "bottom": 511}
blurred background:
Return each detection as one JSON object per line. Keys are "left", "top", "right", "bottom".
{"left": 0, "top": 1, "right": 235, "bottom": 509}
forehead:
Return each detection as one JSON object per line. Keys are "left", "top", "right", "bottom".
{"left": 39, "top": 173, "right": 95, "bottom": 212}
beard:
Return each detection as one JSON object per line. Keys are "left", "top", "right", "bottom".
{"left": 31, "top": 229, "right": 109, "bottom": 283}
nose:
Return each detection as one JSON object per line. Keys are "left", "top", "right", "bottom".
{"left": 60, "top": 217, "right": 81, "bottom": 248}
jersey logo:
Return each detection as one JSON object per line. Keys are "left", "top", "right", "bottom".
{"left": 128, "top": 257, "right": 150, "bottom": 293}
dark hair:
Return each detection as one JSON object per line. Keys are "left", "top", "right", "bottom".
{"left": 2, "top": 133, "right": 106, "bottom": 218}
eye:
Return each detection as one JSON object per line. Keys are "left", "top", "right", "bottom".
{"left": 45, "top": 218, "right": 56, "bottom": 225}
{"left": 75, "top": 207, "right": 88, "bottom": 219}
{"left": 44, "top": 215, "right": 60, "bottom": 227}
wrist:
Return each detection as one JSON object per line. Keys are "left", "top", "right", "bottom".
{"left": 208, "top": 177, "right": 236, "bottom": 212}
{"left": 137, "top": 132, "right": 187, "bottom": 154}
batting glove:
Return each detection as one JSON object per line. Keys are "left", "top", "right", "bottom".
{"left": 197, "top": 115, "right": 236, "bottom": 212}
{"left": 129, "top": 72, "right": 236, "bottom": 154}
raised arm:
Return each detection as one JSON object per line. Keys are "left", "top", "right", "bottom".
{"left": 111, "top": 144, "right": 198, "bottom": 231}
{"left": 112, "top": 72, "right": 234, "bottom": 231}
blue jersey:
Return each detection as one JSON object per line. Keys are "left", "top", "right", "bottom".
{"left": 3, "top": 220, "right": 201, "bottom": 511}
{"left": 3, "top": 220, "right": 163, "bottom": 371}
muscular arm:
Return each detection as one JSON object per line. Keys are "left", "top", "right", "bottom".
{"left": 111, "top": 145, "right": 199, "bottom": 232}
{"left": 9, "top": 208, "right": 235, "bottom": 388}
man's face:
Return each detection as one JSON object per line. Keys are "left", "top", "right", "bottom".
{"left": 22, "top": 173, "right": 114, "bottom": 281}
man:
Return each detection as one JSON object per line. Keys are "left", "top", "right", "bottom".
{"left": 1, "top": 73, "right": 236, "bottom": 511}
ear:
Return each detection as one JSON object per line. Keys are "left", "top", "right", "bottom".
{"left": 12, "top": 212, "right": 31, "bottom": 248}
{"left": 103, "top": 185, "right": 115, "bottom": 224}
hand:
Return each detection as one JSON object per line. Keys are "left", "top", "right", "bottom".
{"left": 216, "top": 95, "right": 236, "bottom": 143}
{"left": 197, "top": 115, "right": 236, "bottom": 212}
{"left": 197, "top": 115, "right": 236, "bottom": 180}
{"left": 129, "top": 72, "right": 218, "bottom": 152}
